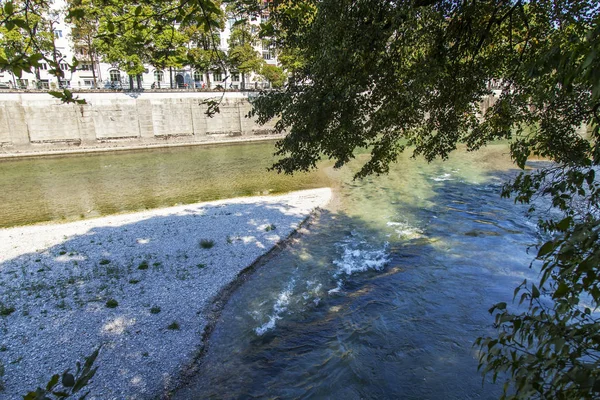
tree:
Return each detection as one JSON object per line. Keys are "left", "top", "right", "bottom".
{"left": 0, "top": 0, "right": 59, "bottom": 88}
{"left": 181, "top": 7, "right": 226, "bottom": 89}
{"left": 66, "top": 0, "right": 101, "bottom": 88}
{"left": 258, "top": 0, "right": 316, "bottom": 80}
{"left": 227, "top": 18, "right": 263, "bottom": 89}
{"left": 250, "top": 0, "right": 600, "bottom": 398}
{"left": 259, "top": 63, "right": 285, "bottom": 88}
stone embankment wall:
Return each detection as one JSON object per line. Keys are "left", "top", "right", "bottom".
{"left": 0, "top": 91, "right": 280, "bottom": 157}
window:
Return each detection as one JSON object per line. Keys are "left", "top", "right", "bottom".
{"left": 262, "top": 51, "right": 271, "bottom": 60}
{"left": 213, "top": 70, "right": 223, "bottom": 81}
{"left": 54, "top": 30, "right": 63, "bottom": 38}
{"left": 109, "top": 70, "right": 120, "bottom": 82}
{"left": 231, "top": 71, "right": 240, "bottom": 81}
{"left": 193, "top": 70, "right": 203, "bottom": 82}
{"left": 60, "top": 63, "right": 69, "bottom": 71}
{"left": 39, "top": 63, "right": 48, "bottom": 70}
{"left": 79, "top": 64, "right": 93, "bottom": 71}
{"left": 84, "top": 80, "right": 93, "bottom": 86}
{"left": 154, "top": 70, "right": 164, "bottom": 82}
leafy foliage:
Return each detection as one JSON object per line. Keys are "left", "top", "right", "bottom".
{"left": 23, "top": 346, "right": 101, "bottom": 400}
{"left": 260, "top": 64, "right": 285, "bottom": 88}
{"left": 227, "top": 17, "right": 263, "bottom": 88}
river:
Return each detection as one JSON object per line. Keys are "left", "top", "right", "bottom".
{"left": 0, "top": 141, "right": 541, "bottom": 398}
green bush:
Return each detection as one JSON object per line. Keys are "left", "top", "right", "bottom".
{"left": 199, "top": 239, "right": 215, "bottom": 249}
{"left": 105, "top": 299, "right": 118, "bottom": 308}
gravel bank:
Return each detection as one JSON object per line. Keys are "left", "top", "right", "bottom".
{"left": 0, "top": 188, "right": 331, "bottom": 399}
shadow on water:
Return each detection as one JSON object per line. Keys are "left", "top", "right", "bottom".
{"left": 172, "top": 168, "right": 544, "bottom": 400}
{"left": 0, "top": 198, "right": 325, "bottom": 397}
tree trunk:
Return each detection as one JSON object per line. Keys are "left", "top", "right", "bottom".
{"left": 88, "top": 37, "right": 97, "bottom": 88}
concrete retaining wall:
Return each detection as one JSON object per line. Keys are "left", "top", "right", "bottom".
{"left": 0, "top": 92, "right": 280, "bottom": 156}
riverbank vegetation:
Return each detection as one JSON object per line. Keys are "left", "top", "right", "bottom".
{"left": 2, "top": 0, "right": 600, "bottom": 398}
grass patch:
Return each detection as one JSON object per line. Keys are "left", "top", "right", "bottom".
{"left": 129, "top": 279, "right": 140, "bottom": 284}
{"left": 167, "top": 321, "right": 180, "bottom": 330}
{"left": 199, "top": 239, "right": 215, "bottom": 249}
{"left": 150, "top": 306, "right": 161, "bottom": 314}
{"left": 197, "top": 263, "right": 207, "bottom": 269}
{"left": 105, "top": 299, "right": 119, "bottom": 308}
{"left": 138, "top": 261, "right": 149, "bottom": 270}
{"left": 99, "top": 259, "right": 111, "bottom": 265}
{"left": 58, "top": 250, "right": 67, "bottom": 255}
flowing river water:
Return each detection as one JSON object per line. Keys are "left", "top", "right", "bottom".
{"left": 0, "top": 141, "right": 542, "bottom": 398}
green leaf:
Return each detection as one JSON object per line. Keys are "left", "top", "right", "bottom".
{"left": 62, "top": 372, "right": 75, "bottom": 387}
{"left": 553, "top": 282, "right": 569, "bottom": 298}
{"left": 531, "top": 285, "right": 540, "bottom": 299}
{"left": 556, "top": 217, "right": 572, "bottom": 232}
{"left": 134, "top": 5, "right": 142, "bottom": 16}
{"left": 537, "top": 241, "right": 555, "bottom": 258}
{"left": 46, "top": 374, "right": 59, "bottom": 391}
{"left": 582, "top": 50, "right": 596, "bottom": 69}
{"left": 4, "top": 1, "right": 14, "bottom": 15}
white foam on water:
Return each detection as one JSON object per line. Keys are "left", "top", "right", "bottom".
{"left": 386, "top": 221, "right": 424, "bottom": 240}
{"left": 432, "top": 173, "right": 454, "bottom": 181}
{"left": 332, "top": 231, "right": 390, "bottom": 277}
{"left": 328, "top": 279, "right": 343, "bottom": 295}
{"left": 255, "top": 279, "right": 295, "bottom": 336}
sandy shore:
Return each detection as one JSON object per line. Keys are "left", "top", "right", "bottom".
{"left": 0, "top": 188, "right": 331, "bottom": 399}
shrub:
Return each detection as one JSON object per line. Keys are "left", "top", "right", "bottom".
{"left": 99, "top": 259, "right": 110, "bottom": 265}
{"left": 105, "top": 299, "right": 118, "bottom": 308}
{"left": 137, "top": 261, "right": 149, "bottom": 270}
{"left": 167, "top": 321, "right": 180, "bottom": 330}
{"left": 199, "top": 239, "right": 215, "bottom": 249}
{"left": 150, "top": 306, "right": 161, "bottom": 314}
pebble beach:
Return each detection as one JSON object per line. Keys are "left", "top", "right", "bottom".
{"left": 0, "top": 188, "right": 331, "bottom": 399}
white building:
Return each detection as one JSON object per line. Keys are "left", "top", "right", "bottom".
{"left": 0, "top": 1, "right": 278, "bottom": 90}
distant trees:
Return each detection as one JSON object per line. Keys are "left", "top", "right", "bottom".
{"left": 0, "top": 0, "right": 58, "bottom": 88}
{"left": 1, "top": 0, "right": 286, "bottom": 93}
{"left": 227, "top": 17, "right": 263, "bottom": 89}
{"left": 66, "top": 0, "right": 100, "bottom": 87}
